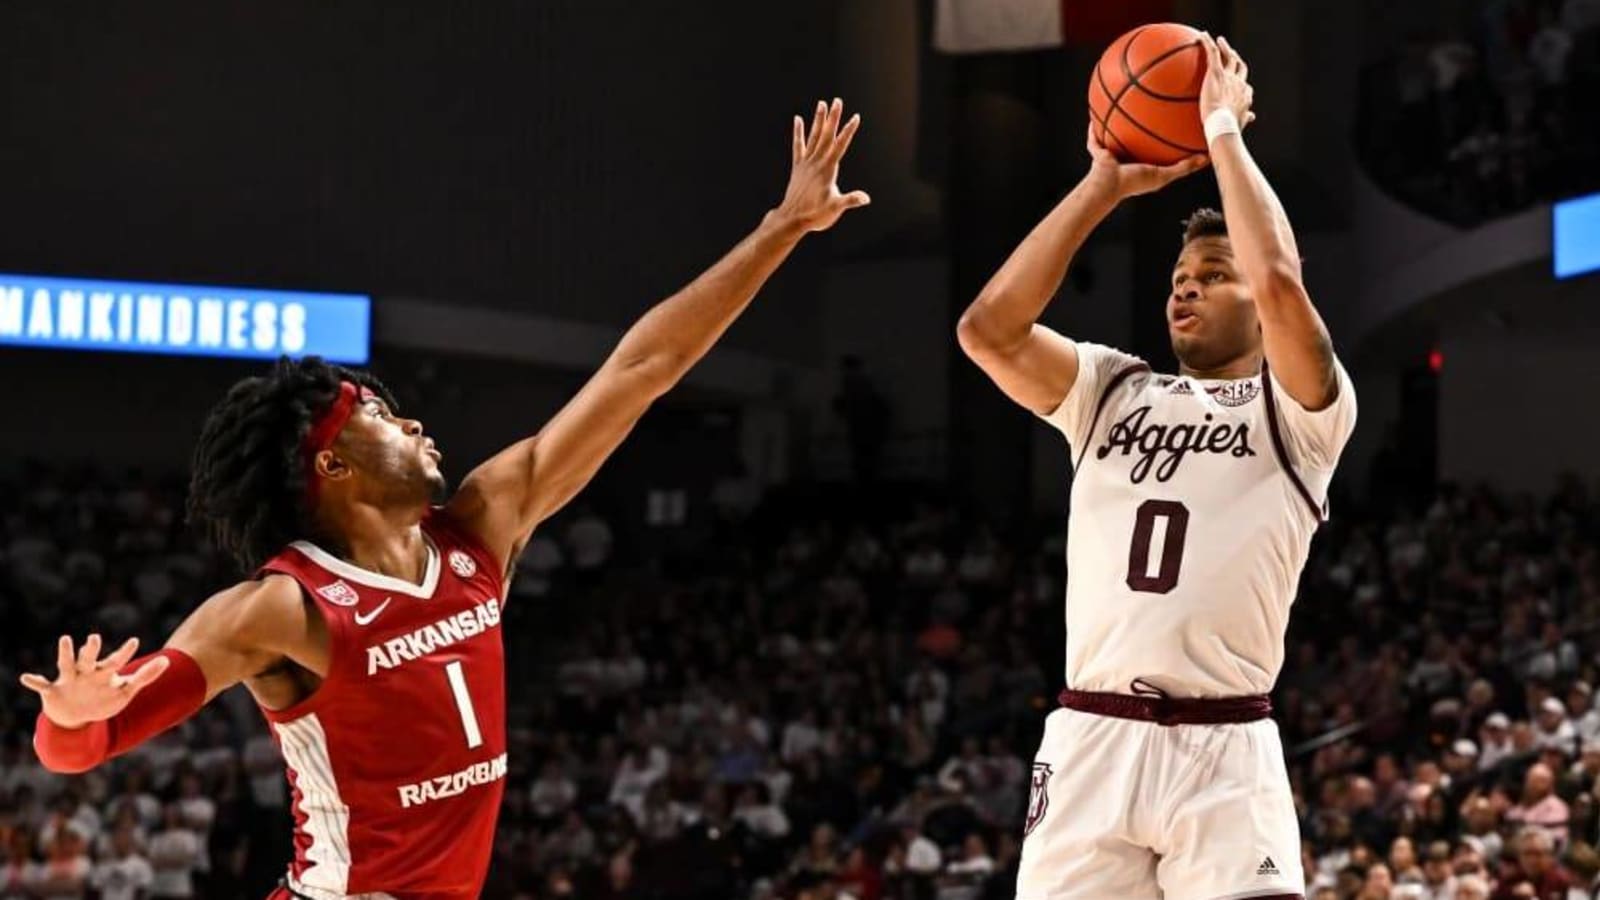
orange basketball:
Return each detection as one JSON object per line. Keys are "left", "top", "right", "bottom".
{"left": 1087, "top": 22, "right": 1208, "bottom": 166}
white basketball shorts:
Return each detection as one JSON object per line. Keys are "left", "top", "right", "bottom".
{"left": 1015, "top": 707, "right": 1304, "bottom": 900}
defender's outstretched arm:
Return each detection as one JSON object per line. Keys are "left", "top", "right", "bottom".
{"left": 448, "top": 100, "right": 870, "bottom": 573}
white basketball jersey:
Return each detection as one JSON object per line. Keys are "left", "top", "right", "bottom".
{"left": 1041, "top": 342, "right": 1357, "bottom": 698}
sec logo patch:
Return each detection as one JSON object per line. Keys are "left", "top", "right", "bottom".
{"left": 449, "top": 550, "right": 477, "bottom": 579}
{"left": 1209, "top": 380, "right": 1260, "bottom": 407}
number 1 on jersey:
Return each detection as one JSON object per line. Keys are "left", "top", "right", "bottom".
{"left": 443, "top": 660, "right": 484, "bottom": 749}
{"left": 1126, "top": 499, "right": 1190, "bottom": 594}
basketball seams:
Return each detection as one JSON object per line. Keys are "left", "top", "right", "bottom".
{"left": 1087, "top": 88, "right": 1131, "bottom": 159}
{"left": 1094, "top": 64, "right": 1206, "bottom": 157}
{"left": 1090, "top": 24, "right": 1149, "bottom": 149}
{"left": 1120, "top": 32, "right": 1204, "bottom": 103}
{"left": 1089, "top": 27, "right": 1206, "bottom": 159}
{"left": 1089, "top": 64, "right": 1118, "bottom": 149}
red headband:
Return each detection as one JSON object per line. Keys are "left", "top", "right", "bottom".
{"left": 303, "top": 381, "right": 374, "bottom": 506}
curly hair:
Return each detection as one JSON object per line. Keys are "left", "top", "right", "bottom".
{"left": 1182, "top": 207, "right": 1229, "bottom": 244}
{"left": 186, "top": 356, "right": 396, "bottom": 574}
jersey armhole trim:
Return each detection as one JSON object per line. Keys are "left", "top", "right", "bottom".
{"left": 253, "top": 569, "right": 347, "bottom": 725}
{"left": 1260, "top": 361, "right": 1327, "bottom": 522}
{"left": 1072, "top": 362, "right": 1150, "bottom": 470}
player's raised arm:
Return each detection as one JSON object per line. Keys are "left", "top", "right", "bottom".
{"left": 447, "top": 99, "right": 870, "bottom": 573}
{"left": 956, "top": 123, "right": 1207, "bottom": 415}
{"left": 21, "top": 575, "right": 311, "bottom": 774}
{"left": 1199, "top": 34, "right": 1337, "bottom": 410}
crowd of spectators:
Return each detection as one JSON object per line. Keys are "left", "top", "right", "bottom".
{"left": 1358, "top": 0, "right": 1600, "bottom": 224}
{"left": 1282, "top": 475, "right": 1600, "bottom": 899}
{"left": 2, "top": 460, "right": 1599, "bottom": 899}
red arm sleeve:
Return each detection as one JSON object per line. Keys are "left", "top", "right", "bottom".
{"left": 32, "top": 648, "right": 207, "bottom": 774}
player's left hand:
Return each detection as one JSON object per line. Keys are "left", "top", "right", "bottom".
{"left": 1199, "top": 34, "right": 1258, "bottom": 130}
{"left": 1086, "top": 121, "right": 1208, "bottom": 199}
{"left": 774, "top": 98, "right": 871, "bottom": 233}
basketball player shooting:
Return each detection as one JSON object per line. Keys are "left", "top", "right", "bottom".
{"left": 958, "top": 36, "right": 1355, "bottom": 900}
{"left": 19, "top": 99, "right": 869, "bottom": 900}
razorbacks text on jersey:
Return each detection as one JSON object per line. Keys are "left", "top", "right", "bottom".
{"left": 1041, "top": 342, "right": 1357, "bottom": 698}
{"left": 254, "top": 509, "right": 507, "bottom": 899}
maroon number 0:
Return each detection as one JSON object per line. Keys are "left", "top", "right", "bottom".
{"left": 1125, "top": 499, "right": 1190, "bottom": 593}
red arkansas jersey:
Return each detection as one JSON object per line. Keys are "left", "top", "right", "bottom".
{"left": 254, "top": 509, "right": 507, "bottom": 899}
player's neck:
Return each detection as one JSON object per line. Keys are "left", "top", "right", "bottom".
{"left": 1177, "top": 350, "right": 1262, "bottom": 382}
{"left": 318, "top": 500, "right": 431, "bottom": 584}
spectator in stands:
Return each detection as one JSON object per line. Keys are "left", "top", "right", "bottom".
{"left": 890, "top": 820, "right": 942, "bottom": 881}
{"left": 531, "top": 759, "right": 579, "bottom": 824}
{"left": 1496, "top": 826, "right": 1573, "bottom": 899}
{"left": 1360, "top": 861, "right": 1396, "bottom": 899}
{"left": 936, "top": 738, "right": 986, "bottom": 796}
{"left": 782, "top": 707, "right": 824, "bottom": 765}
{"left": 1377, "top": 753, "right": 1414, "bottom": 817}
{"left": 1567, "top": 841, "right": 1600, "bottom": 897}
{"left": 1417, "top": 838, "right": 1456, "bottom": 899}
{"left": 1453, "top": 871, "right": 1491, "bottom": 899}
{"left": 608, "top": 742, "right": 668, "bottom": 823}
{"left": 0, "top": 826, "right": 31, "bottom": 898}
{"left": 936, "top": 833, "right": 993, "bottom": 900}
{"left": 1483, "top": 712, "right": 1518, "bottom": 770}
{"left": 147, "top": 804, "right": 200, "bottom": 899}
{"left": 1507, "top": 763, "right": 1572, "bottom": 847}
{"left": 28, "top": 823, "right": 91, "bottom": 900}
{"left": 1391, "top": 835, "right": 1424, "bottom": 884}
{"left": 790, "top": 823, "right": 842, "bottom": 884}
{"left": 89, "top": 822, "right": 154, "bottom": 900}
{"left": 1444, "top": 739, "right": 1480, "bottom": 786}
{"left": 1534, "top": 697, "right": 1578, "bottom": 753}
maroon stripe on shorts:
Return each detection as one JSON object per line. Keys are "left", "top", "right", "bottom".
{"left": 1058, "top": 687, "right": 1271, "bottom": 726}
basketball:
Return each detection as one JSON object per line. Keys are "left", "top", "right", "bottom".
{"left": 1088, "top": 22, "right": 1208, "bottom": 166}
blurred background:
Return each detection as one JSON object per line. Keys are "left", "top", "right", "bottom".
{"left": 0, "top": 0, "right": 1597, "bottom": 897}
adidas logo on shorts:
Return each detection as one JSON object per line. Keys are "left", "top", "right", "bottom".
{"left": 1257, "top": 856, "right": 1280, "bottom": 877}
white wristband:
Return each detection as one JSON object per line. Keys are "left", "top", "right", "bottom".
{"left": 1204, "top": 108, "right": 1241, "bottom": 146}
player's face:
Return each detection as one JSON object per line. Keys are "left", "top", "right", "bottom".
{"left": 1166, "top": 236, "right": 1261, "bottom": 373}
{"left": 339, "top": 396, "right": 449, "bottom": 505}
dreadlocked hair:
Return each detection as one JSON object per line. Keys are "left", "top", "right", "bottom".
{"left": 1182, "top": 207, "right": 1228, "bottom": 244}
{"left": 186, "top": 356, "right": 397, "bottom": 574}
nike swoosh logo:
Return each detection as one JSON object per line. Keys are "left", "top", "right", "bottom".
{"left": 353, "top": 598, "right": 393, "bottom": 626}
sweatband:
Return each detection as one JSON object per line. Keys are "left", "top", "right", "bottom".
{"left": 1204, "top": 108, "right": 1242, "bottom": 146}
{"left": 33, "top": 648, "right": 207, "bottom": 774}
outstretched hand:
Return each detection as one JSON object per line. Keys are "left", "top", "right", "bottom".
{"left": 19, "top": 635, "right": 169, "bottom": 729}
{"left": 1084, "top": 121, "right": 1209, "bottom": 200}
{"left": 774, "top": 98, "right": 871, "bottom": 233}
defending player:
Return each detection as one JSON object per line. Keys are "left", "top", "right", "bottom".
{"left": 957, "top": 36, "right": 1354, "bottom": 900}
{"left": 20, "top": 99, "right": 870, "bottom": 900}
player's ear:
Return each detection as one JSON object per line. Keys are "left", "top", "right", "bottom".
{"left": 315, "top": 449, "right": 354, "bottom": 481}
